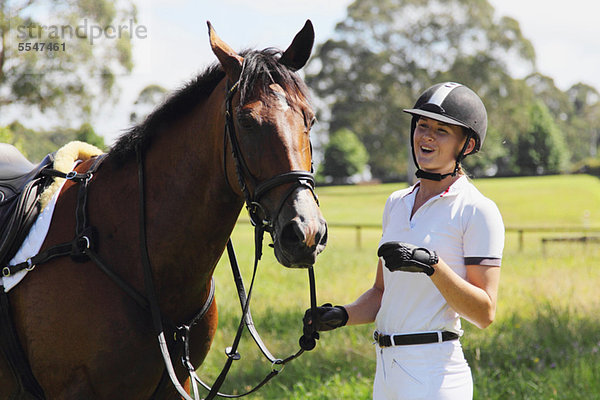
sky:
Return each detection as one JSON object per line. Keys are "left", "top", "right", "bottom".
{"left": 13, "top": 0, "right": 600, "bottom": 144}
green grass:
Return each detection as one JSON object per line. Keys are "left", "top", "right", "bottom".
{"left": 475, "top": 174, "right": 600, "bottom": 228}
{"left": 194, "top": 174, "right": 600, "bottom": 399}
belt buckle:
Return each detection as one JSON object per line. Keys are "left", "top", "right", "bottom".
{"left": 373, "top": 331, "right": 392, "bottom": 347}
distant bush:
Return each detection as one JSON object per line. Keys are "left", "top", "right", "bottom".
{"left": 1, "top": 121, "right": 105, "bottom": 162}
{"left": 319, "top": 128, "right": 368, "bottom": 184}
{"left": 573, "top": 157, "right": 600, "bottom": 176}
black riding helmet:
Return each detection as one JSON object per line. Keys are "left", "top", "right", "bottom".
{"left": 403, "top": 82, "right": 487, "bottom": 181}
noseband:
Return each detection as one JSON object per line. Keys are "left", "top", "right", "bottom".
{"left": 223, "top": 79, "right": 319, "bottom": 233}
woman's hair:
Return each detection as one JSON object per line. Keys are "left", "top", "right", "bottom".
{"left": 456, "top": 126, "right": 470, "bottom": 176}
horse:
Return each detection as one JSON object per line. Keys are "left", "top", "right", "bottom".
{"left": 0, "top": 20, "right": 327, "bottom": 399}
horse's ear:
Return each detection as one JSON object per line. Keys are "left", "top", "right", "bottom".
{"left": 207, "top": 21, "right": 244, "bottom": 82}
{"left": 280, "top": 20, "right": 314, "bottom": 71}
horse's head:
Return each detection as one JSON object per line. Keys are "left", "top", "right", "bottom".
{"left": 208, "top": 21, "right": 327, "bottom": 268}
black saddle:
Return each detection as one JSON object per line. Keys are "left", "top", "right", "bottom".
{"left": 0, "top": 144, "right": 55, "bottom": 267}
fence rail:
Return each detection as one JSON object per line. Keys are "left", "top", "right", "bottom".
{"left": 541, "top": 235, "right": 600, "bottom": 256}
{"left": 508, "top": 227, "right": 600, "bottom": 252}
{"left": 326, "top": 224, "right": 600, "bottom": 251}
{"left": 236, "top": 219, "right": 600, "bottom": 251}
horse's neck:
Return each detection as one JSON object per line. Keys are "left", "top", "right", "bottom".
{"left": 136, "top": 81, "right": 243, "bottom": 320}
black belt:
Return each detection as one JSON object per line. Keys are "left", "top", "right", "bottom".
{"left": 374, "top": 331, "right": 459, "bottom": 347}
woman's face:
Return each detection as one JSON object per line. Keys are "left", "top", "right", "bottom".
{"left": 413, "top": 117, "right": 473, "bottom": 174}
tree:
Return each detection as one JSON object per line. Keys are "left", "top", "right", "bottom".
{"left": 0, "top": 125, "right": 25, "bottom": 154}
{"left": 306, "top": 0, "right": 537, "bottom": 180}
{"left": 129, "top": 84, "right": 167, "bottom": 124}
{"left": 1, "top": 0, "right": 137, "bottom": 121}
{"left": 319, "top": 128, "right": 368, "bottom": 184}
{"left": 515, "top": 100, "right": 569, "bottom": 175}
{"left": 1, "top": 121, "right": 104, "bottom": 161}
{"left": 75, "top": 122, "right": 105, "bottom": 150}
{"left": 565, "top": 83, "right": 600, "bottom": 161}
{"left": 525, "top": 76, "right": 600, "bottom": 166}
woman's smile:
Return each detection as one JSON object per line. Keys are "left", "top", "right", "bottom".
{"left": 413, "top": 117, "right": 466, "bottom": 173}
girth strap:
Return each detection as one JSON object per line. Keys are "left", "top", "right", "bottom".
{"left": 0, "top": 287, "right": 46, "bottom": 399}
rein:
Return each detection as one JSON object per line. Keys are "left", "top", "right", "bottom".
{"left": 186, "top": 72, "right": 321, "bottom": 399}
{"left": 144, "top": 72, "right": 320, "bottom": 399}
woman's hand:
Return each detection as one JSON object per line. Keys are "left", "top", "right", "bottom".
{"left": 302, "top": 303, "right": 348, "bottom": 332}
{"left": 377, "top": 241, "right": 438, "bottom": 275}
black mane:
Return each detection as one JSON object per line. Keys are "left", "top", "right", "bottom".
{"left": 107, "top": 48, "right": 310, "bottom": 166}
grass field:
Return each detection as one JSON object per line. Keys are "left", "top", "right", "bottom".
{"left": 195, "top": 174, "right": 600, "bottom": 399}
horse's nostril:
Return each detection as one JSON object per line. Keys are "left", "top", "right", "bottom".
{"left": 319, "top": 228, "right": 328, "bottom": 247}
{"left": 280, "top": 221, "right": 304, "bottom": 246}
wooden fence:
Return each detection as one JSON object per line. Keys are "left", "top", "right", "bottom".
{"left": 237, "top": 220, "right": 600, "bottom": 252}
{"left": 328, "top": 222, "right": 600, "bottom": 251}
{"left": 319, "top": 223, "right": 600, "bottom": 252}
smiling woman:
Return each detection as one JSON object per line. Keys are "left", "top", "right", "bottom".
{"left": 304, "top": 81, "right": 504, "bottom": 400}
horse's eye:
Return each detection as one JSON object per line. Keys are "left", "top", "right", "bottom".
{"left": 237, "top": 114, "right": 256, "bottom": 131}
{"left": 304, "top": 116, "right": 317, "bottom": 133}
{"left": 303, "top": 110, "right": 317, "bottom": 132}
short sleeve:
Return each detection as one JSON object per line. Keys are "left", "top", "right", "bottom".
{"left": 463, "top": 198, "right": 504, "bottom": 266}
{"left": 381, "top": 196, "right": 393, "bottom": 233}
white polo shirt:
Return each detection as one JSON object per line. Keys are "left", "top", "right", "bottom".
{"left": 376, "top": 176, "right": 504, "bottom": 336}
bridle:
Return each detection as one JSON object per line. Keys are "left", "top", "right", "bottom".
{"left": 153, "top": 69, "right": 322, "bottom": 399}
{"left": 223, "top": 78, "right": 319, "bottom": 234}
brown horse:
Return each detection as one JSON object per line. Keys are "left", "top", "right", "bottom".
{"left": 0, "top": 21, "right": 327, "bottom": 399}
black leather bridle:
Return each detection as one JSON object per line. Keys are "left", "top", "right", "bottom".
{"left": 223, "top": 78, "right": 319, "bottom": 234}
{"left": 155, "top": 72, "right": 322, "bottom": 399}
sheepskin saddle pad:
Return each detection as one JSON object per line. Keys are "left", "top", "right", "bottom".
{"left": 0, "top": 141, "right": 103, "bottom": 271}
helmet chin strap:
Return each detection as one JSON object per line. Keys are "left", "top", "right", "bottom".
{"left": 415, "top": 161, "right": 459, "bottom": 181}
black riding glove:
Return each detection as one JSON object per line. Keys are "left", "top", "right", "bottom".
{"left": 377, "top": 241, "right": 438, "bottom": 276}
{"left": 303, "top": 303, "right": 348, "bottom": 332}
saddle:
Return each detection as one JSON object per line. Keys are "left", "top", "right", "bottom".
{"left": 0, "top": 142, "right": 105, "bottom": 400}
{"left": 0, "top": 144, "right": 55, "bottom": 267}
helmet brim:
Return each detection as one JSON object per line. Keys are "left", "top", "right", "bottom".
{"left": 403, "top": 108, "right": 468, "bottom": 129}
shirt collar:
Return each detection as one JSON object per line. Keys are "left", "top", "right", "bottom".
{"left": 439, "top": 175, "right": 468, "bottom": 197}
{"left": 403, "top": 175, "right": 468, "bottom": 199}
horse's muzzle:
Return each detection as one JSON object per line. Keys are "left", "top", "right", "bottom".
{"left": 275, "top": 217, "right": 328, "bottom": 268}
{"left": 269, "top": 184, "right": 327, "bottom": 268}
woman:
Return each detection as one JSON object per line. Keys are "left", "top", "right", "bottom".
{"left": 304, "top": 82, "right": 504, "bottom": 399}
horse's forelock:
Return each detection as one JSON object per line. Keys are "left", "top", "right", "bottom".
{"left": 238, "top": 49, "right": 310, "bottom": 109}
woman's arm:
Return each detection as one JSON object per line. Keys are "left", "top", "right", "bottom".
{"left": 344, "top": 259, "right": 385, "bottom": 326}
{"left": 430, "top": 260, "right": 500, "bottom": 329}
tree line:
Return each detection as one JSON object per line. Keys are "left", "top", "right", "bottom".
{"left": 309, "top": 0, "right": 600, "bottom": 182}
{"left": 1, "top": 0, "right": 599, "bottom": 180}
{"left": 0, "top": 0, "right": 134, "bottom": 160}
